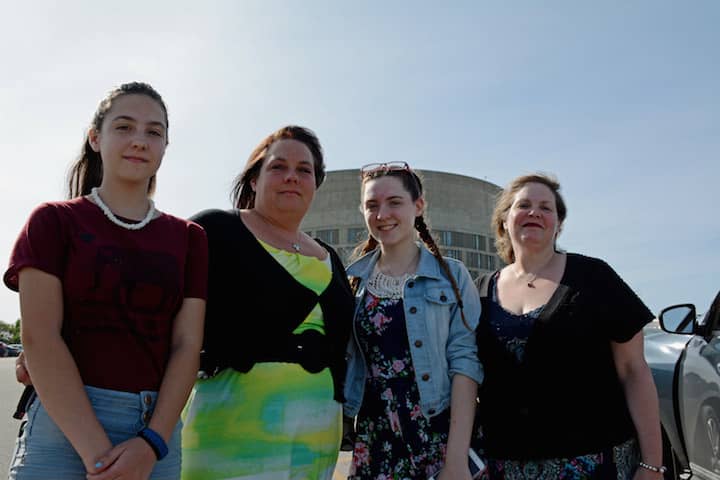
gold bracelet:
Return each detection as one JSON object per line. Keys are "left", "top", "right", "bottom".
{"left": 638, "top": 461, "right": 667, "bottom": 474}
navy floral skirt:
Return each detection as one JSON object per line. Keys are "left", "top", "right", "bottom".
{"left": 349, "top": 292, "right": 450, "bottom": 479}
{"left": 481, "top": 437, "right": 639, "bottom": 480}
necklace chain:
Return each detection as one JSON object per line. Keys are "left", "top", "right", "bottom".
{"left": 514, "top": 253, "right": 555, "bottom": 288}
{"left": 253, "top": 209, "right": 302, "bottom": 253}
{"left": 90, "top": 187, "right": 156, "bottom": 230}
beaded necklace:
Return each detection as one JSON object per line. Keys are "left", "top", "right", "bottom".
{"left": 90, "top": 187, "right": 156, "bottom": 230}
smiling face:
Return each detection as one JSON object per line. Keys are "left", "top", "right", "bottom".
{"left": 251, "top": 138, "right": 317, "bottom": 215}
{"left": 505, "top": 181, "right": 562, "bottom": 253}
{"left": 362, "top": 175, "right": 424, "bottom": 250}
{"left": 88, "top": 94, "right": 167, "bottom": 190}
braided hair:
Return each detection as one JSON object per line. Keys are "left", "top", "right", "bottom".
{"left": 351, "top": 167, "right": 471, "bottom": 331}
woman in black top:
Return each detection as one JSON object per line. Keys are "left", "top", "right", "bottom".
{"left": 475, "top": 173, "right": 663, "bottom": 480}
{"left": 181, "top": 126, "right": 354, "bottom": 480}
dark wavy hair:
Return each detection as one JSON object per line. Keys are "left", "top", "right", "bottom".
{"left": 351, "top": 168, "right": 471, "bottom": 330}
{"left": 230, "top": 126, "right": 325, "bottom": 209}
{"left": 66, "top": 82, "right": 169, "bottom": 198}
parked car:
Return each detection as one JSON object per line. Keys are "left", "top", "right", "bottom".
{"left": 645, "top": 289, "right": 720, "bottom": 479}
{"left": 5, "top": 343, "right": 22, "bottom": 357}
{"left": 0, "top": 341, "right": 6, "bottom": 357}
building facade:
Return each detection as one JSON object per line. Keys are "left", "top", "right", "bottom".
{"left": 301, "top": 169, "right": 503, "bottom": 279}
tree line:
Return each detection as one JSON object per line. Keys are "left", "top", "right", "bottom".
{"left": 0, "top": 319, "right": 21, "bottom": 344}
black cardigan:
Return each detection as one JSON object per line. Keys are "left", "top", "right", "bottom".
{"left": 475, "top": 253, "right": 654, "bottom": 459}
{"left": 191, "top": 209, "right": 354, "bottom": 402}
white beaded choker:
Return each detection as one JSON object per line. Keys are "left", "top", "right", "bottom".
{"left": 90, "top": 187, "right": 156, "bottom": 230}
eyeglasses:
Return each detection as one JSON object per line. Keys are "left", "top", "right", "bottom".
{"left": 360, "top": 162, "right": 411, "bottom": 177}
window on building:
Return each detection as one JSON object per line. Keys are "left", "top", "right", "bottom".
{"left": 442, "top": 248, "right": 463, "bottom": 261}
{"left": 347, "top": 227, "right": 367, "bottom": 243}
{"left": 437, "top": 230, "right": 486, "bottom": 250}
{"left": 315, "top": 229, "right": 339, "bottom": 244}
{"left": 474, "top": 235, "right": 487, "bottom": 251}
{"left": 487, "top": 241, "right": 496, "bottom": 253}
{"left": 436, "top": 230, "right": 452, "bottom": 246}
{"left": 466, "top": 251, "right": 481, "bottom": 269}
{"left": 478, "top": 253, "right": 499, "bottom": 270}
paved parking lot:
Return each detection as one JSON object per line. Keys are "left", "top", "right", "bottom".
{"left": 0, "top": 358, "right": 24, "bottom": 476}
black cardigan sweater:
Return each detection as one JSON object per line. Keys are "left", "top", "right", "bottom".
{"left": 475, "top": 253, "right": 654, "bottom": 459}
{"left": 191, "top": 209, "right": 354, "bottom": 402}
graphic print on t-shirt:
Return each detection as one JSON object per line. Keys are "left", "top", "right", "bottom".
{"left": 66, "top": 241, "right": 181, "bottom": 341}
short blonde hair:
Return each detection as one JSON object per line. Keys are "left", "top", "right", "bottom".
{"left": 492, "top": 173, "right": 567, "bottom": 264}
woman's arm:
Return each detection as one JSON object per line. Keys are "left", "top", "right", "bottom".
{"left": 438, "top": 373, "right": 477, "bottom": 480}
{"left": 19, "top": 268, "right": 113, "bottom": 470}
{"left": 612, "top": 331, "right": 664, "bottom": 480}
{"left": 89, "top": 297, "right": 206, "bottom": 480}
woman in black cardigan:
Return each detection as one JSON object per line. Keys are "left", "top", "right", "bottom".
{"left": 181, "top": 126, "right": 354, "bottom": 480}
{"left": 475, "top": 173, "right": 663, "bottom": 480}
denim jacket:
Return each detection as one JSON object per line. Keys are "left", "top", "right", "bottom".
{"left": 343, "top": 245, "right": 483, "bottom": 418}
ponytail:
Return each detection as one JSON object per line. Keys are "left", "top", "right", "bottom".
{"left": 67, "top": 138, "right": 103, "bottom": 198}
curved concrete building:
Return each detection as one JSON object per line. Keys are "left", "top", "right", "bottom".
{"left": 301, "top": 169, "right": 503, "bottom": 279}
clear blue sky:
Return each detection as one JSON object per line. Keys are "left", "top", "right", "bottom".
{"left": 1, "top": 1, "right": 718, "bottom": 323}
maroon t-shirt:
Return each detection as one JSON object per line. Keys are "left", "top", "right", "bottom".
{"left": 4, "top": 197, "right": 208, "bottom": 393}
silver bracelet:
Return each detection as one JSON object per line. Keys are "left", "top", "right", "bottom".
{"left": 638, "top": 461, "right": 667, "bottom": 474}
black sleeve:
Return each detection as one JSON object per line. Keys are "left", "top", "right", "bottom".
{"left": 188, "top": 209, "right": 244, "bottom": 373}
{"left": 596, "top": 259, "right": 655, "bottom": 343}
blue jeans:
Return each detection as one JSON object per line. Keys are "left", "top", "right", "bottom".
{"left": 8, "top": 385, "right": 181, "bottom": 479}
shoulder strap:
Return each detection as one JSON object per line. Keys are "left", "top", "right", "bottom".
{"left": 474, "top": 271, "right": 494, "bottom": 298}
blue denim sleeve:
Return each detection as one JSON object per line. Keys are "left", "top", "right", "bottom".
{"left": 445, "top": 261, "right": 483, "bottom": 385}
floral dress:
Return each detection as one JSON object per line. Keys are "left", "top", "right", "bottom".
{"left": 349, "top": 284, "right": 450, "bottom": 480}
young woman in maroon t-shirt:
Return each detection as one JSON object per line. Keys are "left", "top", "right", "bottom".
{"left": 4, "top": 82, "right": 208, "bottom": 480}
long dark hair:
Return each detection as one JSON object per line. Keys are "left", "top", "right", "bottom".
{"left": 67, "top": 82, "right": 169, "bottom": 199}
{"left": 230, "top": 126, "right": 325, "bottom": 209}
{"left": 351, "top": 168, "right": 471, "bottom": 330}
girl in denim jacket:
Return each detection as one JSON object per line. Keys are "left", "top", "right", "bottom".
{"left": 344, "top": 162, "right": 482, "bottom": 480}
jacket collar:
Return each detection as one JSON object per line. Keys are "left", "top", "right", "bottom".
{"left": 346, "top": 243, "right": 444, "bottom": 281}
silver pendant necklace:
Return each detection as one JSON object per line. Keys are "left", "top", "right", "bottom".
{"left": 253, "top": 209, "right": 302, "bottom": 253}
{"left": 90, "top": 187, "right": 156, "bottom": 230}
{"left": 514, "top": 252, "right": 555, "bottom": 288}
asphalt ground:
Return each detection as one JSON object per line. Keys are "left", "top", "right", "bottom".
{"left": 0, "top": 357, "right": 24, "bottom": 476}
{"left": 0, "top": 358, "right": 351, "bottom": 478}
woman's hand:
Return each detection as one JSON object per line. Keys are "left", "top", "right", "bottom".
{"left": 437, "top": 459, "right": 473, "bottom": 480}
{"left": 86, "top": 437, "right": 157, "bottom": 480}
{"left": 15, "top": 351, "right": 32, "bottom": 386}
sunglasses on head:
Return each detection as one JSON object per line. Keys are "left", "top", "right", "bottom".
{"left": 360, "top": 162, "right": 411, "bottom": 177}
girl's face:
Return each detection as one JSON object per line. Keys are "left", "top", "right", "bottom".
{"left": 505, "top": 181, "right": 561, "bottom": 252}
{"left": 362, "top": 175, "right": 424, "bottom": 250}
{"left": 251, "top": 138, "right": 317, "bottom": 215}
{"left": 89, "top": 94, "right": 167, "bottom": 189}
